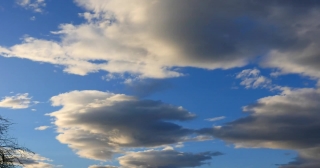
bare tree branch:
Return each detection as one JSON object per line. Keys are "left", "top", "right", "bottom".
{"left": 0, "top": 116, "right": 33, "bottom": 168}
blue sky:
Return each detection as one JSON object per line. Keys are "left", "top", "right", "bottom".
{"left": 1, "top": 0, "right": 320, "bottom": 168}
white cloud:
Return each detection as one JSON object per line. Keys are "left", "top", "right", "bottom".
{"left": 0, "top": 93, "right": 36, "bottom": 109}
{"left": 35, "top": 126, "right": 51, "bottom": 131}
{"left": 5, "top": 0, "right": 320, "bottom": 79}
{"left": 236, "top": 68, "right": 272, "bottom": 89}
{"left": 48, "top": 90, "right": 203, "bottom": 161}
{"left": 205, "top": 116, "right": 225, "bottom": 122}
{"left": 16, "top": 0, "right": 46, "bottom": 13}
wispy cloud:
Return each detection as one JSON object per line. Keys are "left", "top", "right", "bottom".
{"left": 88, "top": 165, "right": 117, "bottom": 168}
{"left": 205, "top": 116, "right": 225, "bottom": 122}
{"left": 34, "top": 126, "right": 51, "bottom": 131}
{"left": 0, "top": 93, "right": 37, "bottom": 109}
{"left": 16, "top": 0, "right": 46, "bottom": 13}
{"left": 236, "top": 68, "right": 272, "bottom": 89}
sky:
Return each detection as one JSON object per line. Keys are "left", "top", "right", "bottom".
{"left": 1, "top": 0, "right": 320, "bottom": 168}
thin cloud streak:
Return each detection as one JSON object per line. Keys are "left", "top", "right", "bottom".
{"left": 118, "top": 149, "right": 223, "bottom": 168}
{"left": 205, "top": 116, "right": 226, "bottom": 122}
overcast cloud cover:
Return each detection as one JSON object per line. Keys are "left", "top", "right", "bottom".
{"left": 1, "top": 0, "right": 320, "bottom": 167}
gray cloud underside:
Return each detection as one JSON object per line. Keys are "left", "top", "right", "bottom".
{"left": 118, "top": 149, "right": 223, "bottom": 168}
{"left": 88, "top": 149, "right": 222, "bottom": 168}
{"left": 1, "top": 0, "right": 320, "bottom": 78}
{"left": 49, "top": 90, "right": 209, "bottom": 161}
{"left": 199, "top": 88, "right": 320, "bottom": 167}
{"left": 70, "top": 100, "right": 195, "bottom": 147}
{"left": 278, "top": 157, "right": 320, "bottom": 168}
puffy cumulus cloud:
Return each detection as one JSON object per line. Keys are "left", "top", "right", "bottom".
{"left": 236, "top": 68, "right": 272, "bottom": 89}
{"left": 3, "top": 0, "right": 320, "bottom": 79}
{"left": 16, "top": 0, "right": 46, "bottom": 12}
{"left": 48, "top": 90, "right": 202, "bottom": 161}
{"left": 0, "top": 93, "right": 37, "bottom": 109}
{"left": 118, "top": 149, "right": 223, "bottom": 168}
{"left": 199, "top": 88, "right": 320, "bottom": 167}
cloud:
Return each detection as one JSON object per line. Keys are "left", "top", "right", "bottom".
{"left": 0, "top": 93, "right": 37, "bottom": 109}
{"left": 205, "top": 116, "right": 225, "bottom": 122}
{"left": 14, "top": 151, "right": 58, "bottom": 168}
{"left": 262, "top": 8, "right": 320, "bottom": 79}
{"left": 88, "top": 165, "right": 118, "bottom": 168}
{"left": 16, "top": 0, "right": 46, "bottom": 13}
{"left": 199, "top": 88, "right": 320, "bottom": 167}
{"left": 2, "top": 0, "right": 320, "bottom": 79}
{"left": 278, "top": 157, "right": 320, "bottom": 168}
{"left": 118, "top": 149, "right": 223, "bottom": 168}
{"left": 35, "top": 126, "right": 51, "bottom": 131}
{"left": 48, "top": 90, "right": 204, "bottom": 161}
{"left": 236, "top": 68, "right": 272, "bottom": 89}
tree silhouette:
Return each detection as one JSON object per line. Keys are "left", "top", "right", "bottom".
{"left": 0, "top": 116, "right": 33, "bottom": 168}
